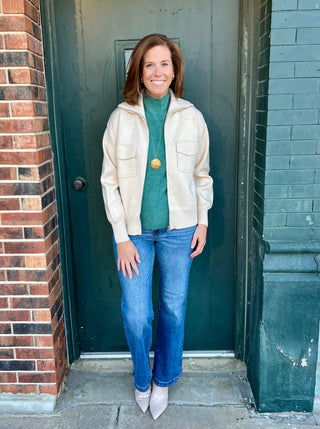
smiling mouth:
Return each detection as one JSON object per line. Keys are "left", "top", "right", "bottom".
{"left": 151, "top": 81, "right": 165, "bottom": 84}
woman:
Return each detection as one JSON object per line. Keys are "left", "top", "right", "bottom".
{"left": 101, "top": 34, "right": 213, "bottom": 420}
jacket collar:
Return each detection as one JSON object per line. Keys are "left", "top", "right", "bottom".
{"left": 118, "top": 89, "right": 193, "bottom": 118}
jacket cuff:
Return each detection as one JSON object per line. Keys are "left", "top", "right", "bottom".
{"left": 112, "top": 221, "right": 130, "bottom": 243}
{"left": 197, "top": 207, "right": 208, "bottom": 226}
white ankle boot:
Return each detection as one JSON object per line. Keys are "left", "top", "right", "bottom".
{"left": 150, "top": 382, "right": 168, "bottom": 420}
{"left": 135, "top": 385, "right": 151, "bottom": 412}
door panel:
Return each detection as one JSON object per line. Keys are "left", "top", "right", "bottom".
{"left": 52, "top": 0, "right": 239, "bottom": 351}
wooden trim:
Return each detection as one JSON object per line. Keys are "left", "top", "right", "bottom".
{"left": 40, "top": 0, "right": 80, "bottom": 363}
{"left": 234, "top": 0, "right": 259, "bottom": 361}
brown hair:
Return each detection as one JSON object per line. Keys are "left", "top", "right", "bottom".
{"left": 123, "top": 34, "right": 185, "bottom": 105}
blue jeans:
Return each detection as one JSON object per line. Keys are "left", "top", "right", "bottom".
{"left": 113, "top": 225, "right": 196, "bottom": 392}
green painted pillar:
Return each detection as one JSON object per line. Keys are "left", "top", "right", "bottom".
{"left": 246, "top": 0, "right": 320, "bottom": 412}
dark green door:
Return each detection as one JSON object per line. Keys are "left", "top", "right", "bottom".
{"left": 49, "top": 0, "right": 239, "bottom": 352}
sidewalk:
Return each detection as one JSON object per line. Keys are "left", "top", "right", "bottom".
{"left": 1, "top": 357, "right": 319, "bottom": 428}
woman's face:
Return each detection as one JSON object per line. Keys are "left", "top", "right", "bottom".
{"left": 142, "top": 45, "right": 174, "bottom": 99}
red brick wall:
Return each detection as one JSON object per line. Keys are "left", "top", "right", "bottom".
{"left": 0, "top": 0, "right": 68, "bottom": 395}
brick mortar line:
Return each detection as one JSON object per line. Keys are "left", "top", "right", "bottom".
{"left": 266, "top": 123, "right": 318, "bottom": 126}
{"left": 0, "top": 82, "right": 47, "bottom": 88}
{"left": 1, "top": 262, "right": 60, "bottom": 270}
{"left": 0, "top": 66, "right": 44, "bottom": 71}
{"left": 0, "top": 334, "right": 54, "bottom": 338}
{"left": 269, "top": 123, "right": 320, "bottom": 126}
{"left": 1, "top": 145, "right": 50, "bottom": 151}
{"left": 270, "top": 42, "right": 320, "bottom": 45}
{"left": 268, "top": 76, "right": 320, "bottom": 78}
{"left": 0, "top": 157, "right": 51, "bottom": 162}
{"left": 0, "top": 216, "right": 58, "bottom": 226}
{"left": 0, "top": 280, "right": 55, "bottom": 284}
{"left": 0, "top": 308, "right": 52, "bottom": 310}
{"left": 0, "top": 250, "right": 60, "bottom": 260}
{"left": 0, "top": 196, "right": 56, "bottom": 203}
{"left": 0, "top": 370, "right": 56, "bottom": 372}
{"left": 1, "top": 116, "right": 49, "bottom": 119}
{"left": 0, "top": 221, "right": 58, "bottom": 230}
{"left": 0, "top": 321, "right": 51, "bottom": 323}
{"left": 268, "top": 108, "right": 320, "bottom": 111}
{"left": 0, "top": 67, "right": 45, "bottom": 72}
{"left": 0, "top": 301, "right": 51, "bottom": 303}
{"left": 0, "top": 328, "right": 52, "bottom": 332}
{"left": 8, "top": 100, "right": 13, "bottom": 116}
{"left": 0, "top": 264, "right": 54, "bottom": 267}
{"left": 0, "top": 181, "right": 54, "bottom": 186}
{"left": 0, "top": 116, "right": 49, "bottom": 120}
{"left": 0, "top": 382, "right": 57, "bottom": 385}
{"left": 0, "top": 195, "right": 52, "bottom": 200}
{"left": 1, "top": 130, "right": 50, "bottom": 137}
{"left": 0, "top": 17, "right": 40, "bottom": 23}
{"left": 271, "top": 9, "right": 319, "bottom": 12}
{"left": 0, "top": 238, "right": 59, "bottom": 252}
{"left": 0, "top": 346, "right": 54, "bottom": 352}
{"left": 0, "top": 132, "right": 50, "bottom": 136}
{"left": 0, "top": 232, "right": 59, "bottom": 241}
{"left": 0, "top": 214, "right": 57, "bottom": 223}
{"left": 0, "top": 365, "right": 55, "bottom": 367}
{"left": 0, "top": 347, "right": 56, "bottom": 350}
{"left": 0, "top": 353, "right": 55, "bottom": 355}
{"left": 0, "top": 100, "right": 48, "bottom": 104}
{"left": 0, "top": 292, "right": 52, "bottom": 296}
{"left": 0, "top": 147, "right": 51, "bottom": 152}
{"left": 0, "top": 152, "right": 51, "bottom": 157}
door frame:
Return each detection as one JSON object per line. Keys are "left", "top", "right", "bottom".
{"left": 40, "top": 0, "right": 259, "bottom": 364}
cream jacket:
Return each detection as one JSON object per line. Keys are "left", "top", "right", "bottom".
{"left": 101, "top": 91, "right": 213, "bottom": 243}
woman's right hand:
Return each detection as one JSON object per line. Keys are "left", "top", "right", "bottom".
{"left": 117, "top": 240, "right": 141, "bottom": 280}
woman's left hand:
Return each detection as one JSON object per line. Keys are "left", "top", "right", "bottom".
{"left": 190, "top": 224, "right": 207, "bottom": 258}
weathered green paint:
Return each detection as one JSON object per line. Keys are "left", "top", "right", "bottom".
{"left": 40, "top": 0, "right": 80, "bottom": 362}
{"left": 258, "top": 272, "right": 320, "bottom": 412}
{"left": 235, "top": 0, "right": 259, "bottom": 361}
{"left": 242, "top": 0, "right": 320, "bottom": 413}
{"left": 243, "top": 0, "right": 270, "bottom": 411}
{"left": 42, "top": 0, "right": 241, "bottom": 353}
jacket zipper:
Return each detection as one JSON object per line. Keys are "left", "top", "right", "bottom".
{"left": 164, "top": 112, "right": 172, "bottom": 231}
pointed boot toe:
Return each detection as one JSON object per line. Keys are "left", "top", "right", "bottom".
{"left": 135, "top": 387, "right": 151, "bottom": 413}
{"left": 150, "top": 384, "right": 168, "bottom": 420}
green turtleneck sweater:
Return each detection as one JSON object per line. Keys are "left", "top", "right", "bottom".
{"left": 140, "top": 91, "right": 170, "bottom": 230}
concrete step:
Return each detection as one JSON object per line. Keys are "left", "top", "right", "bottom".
{"left": 71, "top": 355, "right": 247, "bottom": 374}
{"left": 60, "top": 357, "right": 251, "bottom": 409}
{"left": 1, "top": 358, "right": 319, "bottom": 429}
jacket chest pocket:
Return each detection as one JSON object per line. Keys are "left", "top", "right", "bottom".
{"left": 176, "top": 140, "right": 197, "bottom": 173}
{"left": 116, "top": 143, "right": 137, "bottom": 178}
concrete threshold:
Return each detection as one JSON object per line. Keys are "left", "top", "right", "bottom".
{"left": 73, "top": 354, "right": 246, "bottom": 374}
{"left": 0, "top": 357, "right": 319, "bottom": 428}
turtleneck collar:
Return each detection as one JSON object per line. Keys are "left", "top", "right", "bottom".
{"left": 143, "top": 90, "right": 170, "bottom": 108}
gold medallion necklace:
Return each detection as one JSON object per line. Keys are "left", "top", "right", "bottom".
{"left": 144, "top": 94, "right": 170, "bottom": 170}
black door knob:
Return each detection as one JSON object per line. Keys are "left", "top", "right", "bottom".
{"left": 72, "top": 176, "right": 87, "bottom": 190}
